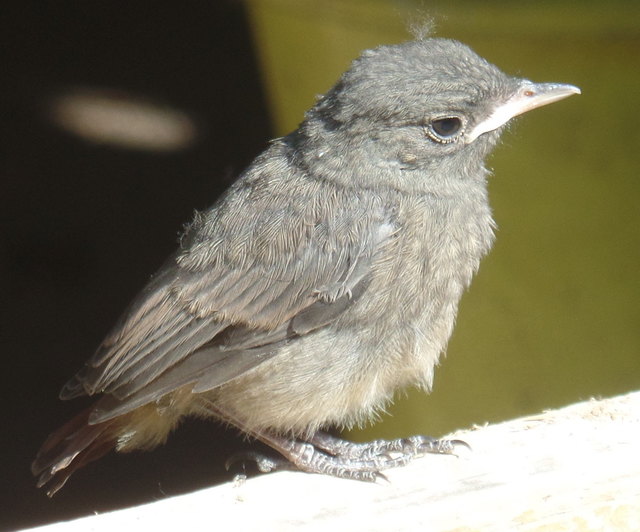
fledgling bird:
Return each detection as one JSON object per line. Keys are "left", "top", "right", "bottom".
{"left": 32, "top": 38, "right": 579, "bottom": 496}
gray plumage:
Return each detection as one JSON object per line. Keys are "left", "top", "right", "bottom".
{"left": 33, "top": 38, "right": 579, "bottom": 495}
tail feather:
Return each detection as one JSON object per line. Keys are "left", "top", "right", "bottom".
{"left": 32, "top": 407, "right": 119, "bottom": 497}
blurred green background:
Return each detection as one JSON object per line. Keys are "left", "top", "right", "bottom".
{"left": 244, "top": 0, "right": 640, "bottom": 440}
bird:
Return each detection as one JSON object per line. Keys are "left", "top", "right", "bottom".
{"left": 32, "top": 37, "right": 580, "bottom": 496}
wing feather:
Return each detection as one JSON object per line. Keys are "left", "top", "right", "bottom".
{"left": 62, "top": 163, "right": 396, "bottom": 423}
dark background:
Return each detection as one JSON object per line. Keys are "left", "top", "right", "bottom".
{"left": 1, "top": 2, "right": 273, "bottom": 529}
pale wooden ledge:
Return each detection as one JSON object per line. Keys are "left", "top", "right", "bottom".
{"left": 24, "top": 391, "right": 640, "bottom": 532}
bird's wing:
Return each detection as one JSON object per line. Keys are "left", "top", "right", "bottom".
{"left": 60, "top": 184, "right": 395, "bottom": 423}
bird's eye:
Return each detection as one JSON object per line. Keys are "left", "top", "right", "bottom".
{"left": 426, "top": 117, "right": 463, "bottom": 143}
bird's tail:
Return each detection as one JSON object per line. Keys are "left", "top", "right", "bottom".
{"left": 31, "top": 406, "right": 120, "bottom": 497}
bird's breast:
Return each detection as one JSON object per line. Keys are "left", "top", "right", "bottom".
{"left": 348, "top": 191, "right": 495, "bottom": 390}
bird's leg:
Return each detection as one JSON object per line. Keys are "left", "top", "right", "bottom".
{"left": 228, "top": 430, "right": 468, "bottom": 481}
{"left": 223, "top": 428, "right": 389, "bottom": 481}
{"left": 199, "top": 399, "right": 466, "bottom": 481}
{"left": 248, "top": 431, "right": 468, "bottom": 481}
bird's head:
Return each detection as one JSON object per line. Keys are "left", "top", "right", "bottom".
{"left": 300, "top": 38, "right": 579, "bottom": 193}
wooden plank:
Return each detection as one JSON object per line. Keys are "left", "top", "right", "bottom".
{"left": 24, "top": 391, "right": 640, "bottom": 531}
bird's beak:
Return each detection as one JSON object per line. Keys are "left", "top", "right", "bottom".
{"left": 466, "top": 81, "right": 581, "bottom": 142}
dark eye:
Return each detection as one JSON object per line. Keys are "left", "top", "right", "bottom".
{"left": 427, "top": 117, "right": 463, "bottom": 143}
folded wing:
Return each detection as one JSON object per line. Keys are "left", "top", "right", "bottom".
{"left": 60, "top": 184, "right": 395, "bottom": 424}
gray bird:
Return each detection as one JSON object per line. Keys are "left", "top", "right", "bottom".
{"left": 32, "top": 38, "right": 580, "bottom": 496}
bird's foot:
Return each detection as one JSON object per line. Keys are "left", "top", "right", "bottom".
{"left": 310, "top": 431, "right": 469, "bottom": 461}
{"left": 233, "top": 431, "right": 469, "bottom": 482}
{"left": 225, "top": 451, "right": 297, "bottom": 473}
